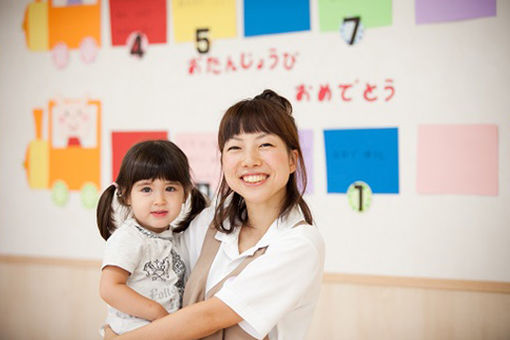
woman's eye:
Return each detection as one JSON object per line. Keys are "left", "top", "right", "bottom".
{"left": 227, "top": 145, "right": 240, "bottom": 151}
{"left": 260, "top": 143, "right": 273, "bottom": 148}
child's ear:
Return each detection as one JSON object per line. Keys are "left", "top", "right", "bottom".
{"left": 289, "top": 149, "right": 298, "bottom": 173}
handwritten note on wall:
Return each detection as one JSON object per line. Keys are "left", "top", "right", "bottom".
{"left": 174, "top": 132, "right": 221, "bottom": 196}
{"left": 109, "top": 0, "right": 167, "bottom": 45}
{"left": 324, "top": 128, "right": 399, "bottom": 194}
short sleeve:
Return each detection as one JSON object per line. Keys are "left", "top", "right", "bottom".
{"left": 214, "top": 227, "right": 325, "bottom": 338}
{"left": 178, "top": 205, "right": 215, "bottom": 271}
{"left": 101, "top": 227, "right": 144, "bottom": 274}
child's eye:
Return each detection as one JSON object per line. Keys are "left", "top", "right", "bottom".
{"left": 166, "top": 186, "right": 176, "bottom": 192}
{"left": 260, "top": 143, "right": 273, "bottom": 148}
{"left": 141, "top": 186, "right": 152, "bottom": 193}
{"left": 226, "top": 145, "right": 241, "bottom": 151}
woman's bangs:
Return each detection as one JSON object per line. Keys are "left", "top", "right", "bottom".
{"left": 222, "top": 101, "right": 281, "bottom": 144}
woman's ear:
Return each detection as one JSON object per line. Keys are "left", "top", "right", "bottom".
{"left": 289, "top": 149, "right": 298, "bottom": 173}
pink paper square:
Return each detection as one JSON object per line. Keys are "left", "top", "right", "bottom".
{"left": 174, "top": 132, "right": 221, "bottom": 196}
{"left": 417, "top": 124, "right": 498, "bottom": 195}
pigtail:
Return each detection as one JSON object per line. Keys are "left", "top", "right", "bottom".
{"left": 96, "top": 184, "right": 117, "bottom": 240}
{"left": 173, "top": 187, "right": 208, "bottom": 233}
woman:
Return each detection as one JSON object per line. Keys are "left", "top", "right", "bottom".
{"left": 105, "top": 89, "right": 325, "bottom": 340}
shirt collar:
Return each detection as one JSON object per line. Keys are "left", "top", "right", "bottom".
{"left": 215, "top": 205, "right": 306, "bottom": 257}
{"left": 126, "top": 217, "right": 174, "bottom": 240}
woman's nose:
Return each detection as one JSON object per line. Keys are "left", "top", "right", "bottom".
{"left": 242, "top": 148, "right": 262, "bottom": 167}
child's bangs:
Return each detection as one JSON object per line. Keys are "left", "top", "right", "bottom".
{"left": 131, "top": 151, "right": 186, "bottom": 184}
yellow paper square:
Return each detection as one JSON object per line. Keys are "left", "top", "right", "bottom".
{"left": 27, "top": 2, "right": 49, "bottom": 51}
{"left": 172, "top": 0, "right": 237, "bottom": 43}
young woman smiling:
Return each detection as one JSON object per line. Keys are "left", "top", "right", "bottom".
{"left": 105, "top": 89, "right": 325, "bottom": 340}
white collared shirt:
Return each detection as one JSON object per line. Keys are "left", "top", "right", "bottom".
{"left": 178, "top": 205, "right": 325, "bottom": 340}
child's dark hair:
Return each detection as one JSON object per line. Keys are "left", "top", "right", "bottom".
{"left": 97, "top": 140, "right": 207, "bottom": 240}
{"left": 214, "top": 89, "right": 313, "bottom": 233}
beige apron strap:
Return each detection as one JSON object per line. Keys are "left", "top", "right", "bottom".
{"left": 182, "top": 224, "right": 220, "bottom": 306}
{"left": 205, "top": 246, "right": 267, "bottom": 299}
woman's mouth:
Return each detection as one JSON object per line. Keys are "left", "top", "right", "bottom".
{"left": 241, "top": 174, "right": 268, "bottom": 185}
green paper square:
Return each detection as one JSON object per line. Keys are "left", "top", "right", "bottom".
{"left": 318, "top": 0, "right": 392, "bottom": 31}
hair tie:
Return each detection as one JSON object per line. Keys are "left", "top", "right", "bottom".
{"left": 112, "top": 182, "right": 118, "bottom": 188}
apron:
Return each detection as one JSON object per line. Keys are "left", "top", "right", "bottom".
{"left": 182, "top": 224, "right": 270, "bottom": 340}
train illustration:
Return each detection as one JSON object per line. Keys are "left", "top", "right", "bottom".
{"left": 23, "top": 98, "right": 102, "bottom": 208}
{"left": 22, "top": 0, "right": 101, "bottom": 68}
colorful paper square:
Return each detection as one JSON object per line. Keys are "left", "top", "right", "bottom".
{"left": 111, "top": 131, "right": 168, "bottom": 181}
{"left": 109, "top": 0, "right": 167, "bottom": 46}
{"left": 174, "top": 132, "right": 221, "bottom": 197}
{"left": 415, "top": 0, "right": 496, "bottom": 24}
{"left": 298, "top": 130, "right": 314, "bottom": 194}
{"left": 318, "top": 0, "right": 392, "bottom": 31}
{"left": 172, "top": 0, "right": 236, "bottom": 43}
{"left": 324, "top": 128, "right": 399, "bottom": 194}
{"left": 417, "top": 124, "right": 498, "bottom": 195}
{"left": 244, "top": 0, "right": 310, "bottom": 37}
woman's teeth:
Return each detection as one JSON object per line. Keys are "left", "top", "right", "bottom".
{"left": 242, "top": 175, "right": 267, "bottom": 183}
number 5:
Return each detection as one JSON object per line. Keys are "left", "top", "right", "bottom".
{"left": 196, "top": 28, "right": 210, "bottom": 54}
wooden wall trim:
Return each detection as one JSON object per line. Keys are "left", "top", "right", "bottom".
{"left": 1, "top": 254, "right": 509, "bottom": 294}
{"left": 323, "top": 273, "right": 510, "bottom": 294}
{"left": 0, "top": 254, "right": 101, "bottom": 268}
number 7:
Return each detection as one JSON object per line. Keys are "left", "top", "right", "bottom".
{"left": 343, "top": 17, "right": 360, "bottom": 45}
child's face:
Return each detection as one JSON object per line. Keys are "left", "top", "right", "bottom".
{"left": 221, "top": 132, "right": 297, "bottom": 209}
{"left": 127, "top": 178, "right": 185, "bottom": 233}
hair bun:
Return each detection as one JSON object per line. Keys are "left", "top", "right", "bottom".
{"left": 255, "top": 89, "right": 293, "bottom": 115}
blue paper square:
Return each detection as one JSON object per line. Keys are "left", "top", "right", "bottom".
{"left": 324, "top": 128, "right": 399, "bottom": 194}
{"left": 244, "top": 0, "right": 311, "bottom": 37}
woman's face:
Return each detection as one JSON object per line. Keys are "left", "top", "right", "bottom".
{"left": 222, "top": 132, "right": 297, "bottom": 208}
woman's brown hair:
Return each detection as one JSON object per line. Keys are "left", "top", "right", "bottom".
{"left": 97, "top": 140, "right": 207, "bottom": 240}
{"left": 213, "top": 89, "right": 313, "bottom": 233}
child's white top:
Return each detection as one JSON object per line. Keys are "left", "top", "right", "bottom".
{"left": 102, "top": 217, "right": 186, "bottom": 334}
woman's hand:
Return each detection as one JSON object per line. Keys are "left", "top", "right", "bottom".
{"left": 103, "top": 325, "right": 118, "bottom": 340}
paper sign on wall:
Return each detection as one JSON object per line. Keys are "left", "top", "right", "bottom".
{"left": 109, "top": 0, "right": 167, "bottom": 46}
{"left": 415, "top": 0, "right": 496, "bottom": 24}
{"left": 111, "top": 131, "right": 169, "bottom": 181}
{"left": 324, "top": 128, "right": 399, "bottom": 194}
{"left": 416, "top": 124, "right": 498, "bottom": 195}
{"left": 174, "top": 132, "right": 221, "bottom": 198}
{"left": 244, "top": 0, "right": 310, "bottom": 37}
{"left": 318, "top": 0, "right": 392, "bottom": 31}
{"left": 172, "top": 0, "right": 236, "bottom": 43}
{"left": 298, "top": 130, "right": 314, "bottom": 194}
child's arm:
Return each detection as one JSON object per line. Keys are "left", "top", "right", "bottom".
{"left": 100, "top": 265, "right": 168, "bottom": 321}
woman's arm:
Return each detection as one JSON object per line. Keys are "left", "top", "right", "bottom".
{"left": 105, "top": 297, "right": 242, "bottom": 340}
{"left": 100, "top": 265, "right": 168, "bottom": 321}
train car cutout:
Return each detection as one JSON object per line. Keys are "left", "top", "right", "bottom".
{"left": 24, "top": 98, "right": 102, "bottom": 208}
{"left": 22, "top": 0, "right": 101, "bottom": 68}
